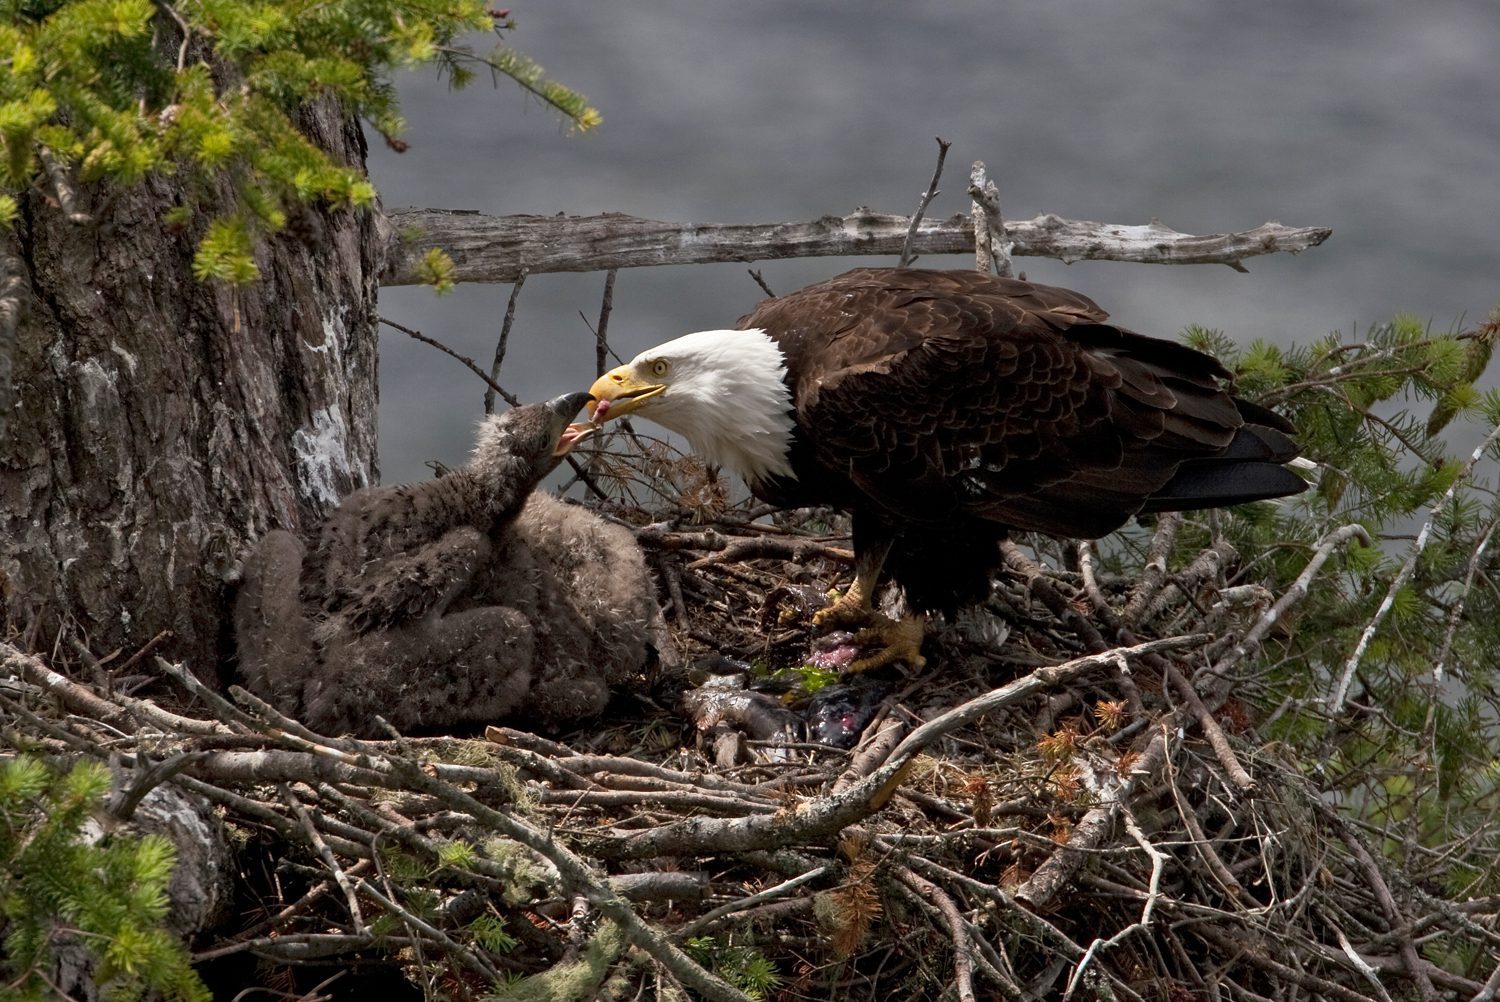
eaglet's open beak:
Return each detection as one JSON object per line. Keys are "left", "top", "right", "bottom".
{"left": 586, "top": 366, "right": 666, "bottom": 424}
{"left": 547, "top": 391, "right": 597, "bottom": 456}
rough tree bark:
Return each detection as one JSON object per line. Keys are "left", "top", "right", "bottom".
{"left": 0, "top": 104, "right": 380, "bottom": 680}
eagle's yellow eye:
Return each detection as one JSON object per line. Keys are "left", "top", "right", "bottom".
{"left": 650, "top": 359, "right": 669, "bottom": 378}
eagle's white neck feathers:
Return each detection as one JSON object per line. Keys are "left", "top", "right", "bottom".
{"left": 628, "top": 329, "right": 796, "bottom": 485}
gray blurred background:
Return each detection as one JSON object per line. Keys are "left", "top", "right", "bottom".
{"left": 368, "top": 0, "right": 1499, "bottom": 486}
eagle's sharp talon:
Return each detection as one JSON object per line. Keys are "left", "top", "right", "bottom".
{"left": 811, "top": 590, "right": 875, "bottom": 630}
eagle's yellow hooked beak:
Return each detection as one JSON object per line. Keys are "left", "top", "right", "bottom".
{"left": 587, "top": 365, "right": 667, "bottom": 423}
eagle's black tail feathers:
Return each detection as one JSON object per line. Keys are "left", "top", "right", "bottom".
{"left": 1142, "top": 416, "right": 1306, "bottom": 512}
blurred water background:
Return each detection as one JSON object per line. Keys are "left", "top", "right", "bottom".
{"left": 368, "top": 1, "right": 1499, "bottom": 485}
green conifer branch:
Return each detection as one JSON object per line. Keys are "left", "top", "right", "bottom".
{"left": 1, "top": 0, "right": 595, "bottom": 284}
{"left": 0, "top": 756, "right": 210, "bottom": 1001}
{"left": 1158, "top": 311, "right": 1500, "bottom": 872}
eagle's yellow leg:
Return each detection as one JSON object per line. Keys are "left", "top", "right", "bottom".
{"left": 812, "top": 565, "right": 880, "bottom": 629}
{"left": 814, "top": 531, "right": 891, "bottom": 628}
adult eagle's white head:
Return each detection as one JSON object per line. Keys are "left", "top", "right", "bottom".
{"left": 587, "top": 328, "right": 797, "bottom": 485}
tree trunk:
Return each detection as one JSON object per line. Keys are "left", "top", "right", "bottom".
{"left": 0, "top": 104, "right": 380, "bottom": 681}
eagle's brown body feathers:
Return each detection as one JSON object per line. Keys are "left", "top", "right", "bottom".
{"left": 737, "top": 268, "right": 1303, "bottom": 612}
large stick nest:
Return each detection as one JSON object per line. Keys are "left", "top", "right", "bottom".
{"left": 2, "top": 448, "right": 1495, "bottom": 1001}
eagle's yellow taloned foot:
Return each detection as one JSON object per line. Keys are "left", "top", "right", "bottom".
{"left": 810, "top": 539, "right": 924, "bottom": 670}
{"left": 812, "top": 589, "right": 928, "bottom": 673}
{"left": 847, "top": 612, "right": 927, "bottom": 673}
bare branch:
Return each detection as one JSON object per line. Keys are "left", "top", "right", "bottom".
{"left": 676, "top": 866, "right": 830, "bottom": 940}
{"left": 107, "top": 751, "right": 209, "bottom": 821}
{"left": 1123, "top": 512, "right": 1181, "bottom": 626}
{"left": 898, "top": 868, "right": 979, "bottom": 1002}
{"left": 377, "top": 315, "right": 608, "bottom": 499}
{"left": 197, "top": 861, "right": 375, "bottom": 958}
{"left": 1166, "top": 664, "right": 1255, "bottom": 793}
{"left": 1063, "top": 807, "right": 1165, "bottom": 997}
{"left": 747, "top": 268, "right": 775, "bottom": 297}
{"left": 1324, "top": 807, "right": 1441, "bottom": 1002}
{"left": 381, "top": 315, "right": 518, "bottom": 407}
{"left": 1075, "top": 541, "right": 1115, "bottom": 622}
{"left": 355, "top": 877, "right": 505, "bottom": 983}
{"left": 898, "top": 137, "right": 951, "bottom": 268}
{"left": 381, "top": 208, "right": 1332, "bottom": 286}
{"left": 282, "top": 786, "right": 367, "bottom": 934}
{"left": 1208, "top": 523, "right": 1370, "bottom": 682}
{"left": 155, "top": 0, "right": 194, "bottom": 71}
{"left": 484, "top": 272, "right": 526, "bottom": 415}
{"left": 593, "top": 269, "right": 617, "bottom": 377}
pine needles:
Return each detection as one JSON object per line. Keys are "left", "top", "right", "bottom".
{"left": 0, "top": 757, "right": 208, "bottom": 1002}
{"left": 2, "top": 0, "right": 598, "bottom": 285}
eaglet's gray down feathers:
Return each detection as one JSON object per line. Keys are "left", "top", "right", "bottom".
{"left": 233, "top": 394, "right": 661, "bottom": 737}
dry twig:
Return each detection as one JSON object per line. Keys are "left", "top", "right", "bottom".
{"left": 899, "top": 137, "right": 952, "bottom": 268}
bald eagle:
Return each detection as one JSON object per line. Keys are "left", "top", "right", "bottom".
{"left": 586, "top": 268, "right": 1306, "bottom": 669}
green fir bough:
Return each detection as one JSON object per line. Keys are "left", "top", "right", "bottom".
{"left": 0, "top": 755, "right": 208, "bottom": 1002}
{"left": 1105, "top": 311, "right": 1500, "bottom": 897}
{"left": 0, "top": 0, "right": 600, "bottom": 281}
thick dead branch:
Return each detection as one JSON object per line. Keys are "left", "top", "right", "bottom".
{"left": 1166, "top": 663, "right": 1256, "bottom": 793}
{"left": 381, "top": 208, "right": 1331, "bottom": 286}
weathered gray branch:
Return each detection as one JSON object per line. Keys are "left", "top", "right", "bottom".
{"left": 969, "top": 161, "right": 1012, "bottom": 277}
{"left": 380, "top": 208, "right": 1331, "bottom": 287}
{"left": 898, "top": 138, "right": 951, "bottom": 268}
